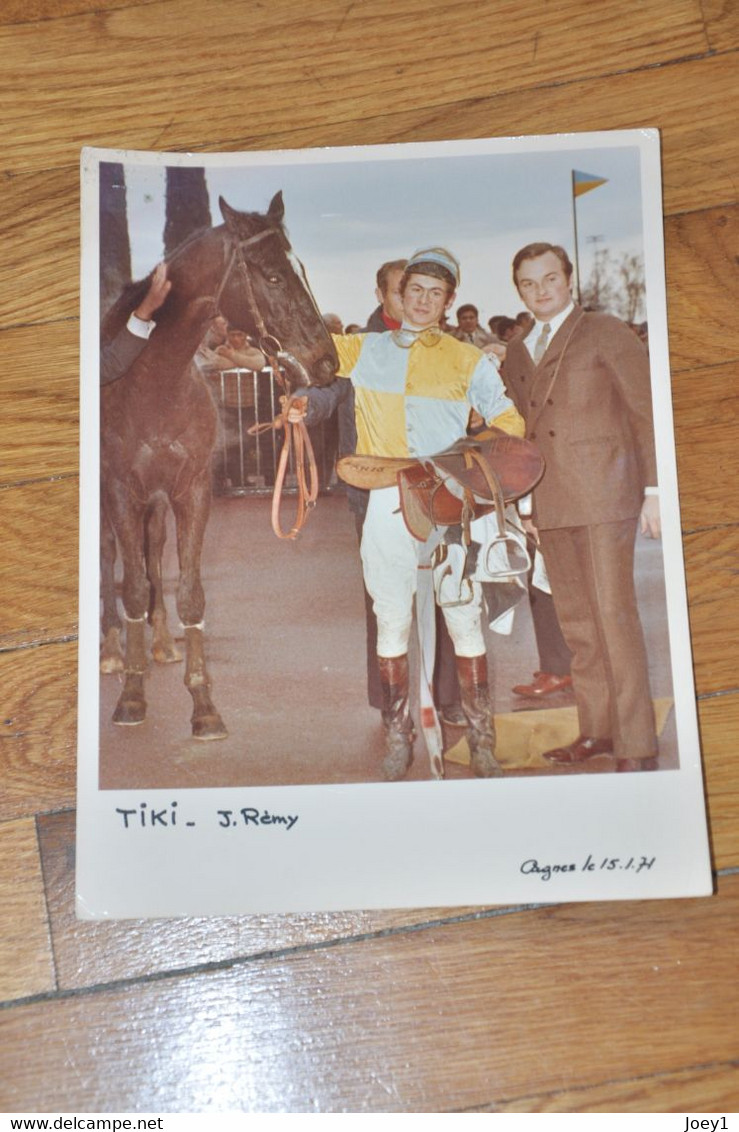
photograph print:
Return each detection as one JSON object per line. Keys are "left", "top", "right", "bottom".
{"left": 77, "top": 131, "right": 712, "bottom": 916}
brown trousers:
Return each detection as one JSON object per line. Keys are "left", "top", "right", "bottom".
{"left": 539, "top": 519, "right": 657, "bottom": 759}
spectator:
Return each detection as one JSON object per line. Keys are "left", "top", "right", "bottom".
{"left": 452, "top": 303, "right": 495, "bottom": 348}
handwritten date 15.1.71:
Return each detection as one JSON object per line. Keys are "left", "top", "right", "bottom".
{"left": 520, "top": 855, "right": 656, "bottom": 881}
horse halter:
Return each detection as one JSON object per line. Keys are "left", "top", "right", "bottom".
{"left": 216, "top": 223, "right": 319, "bottom": 540}
{"left": 214, "top": 225, "right": 311, "bottom": 386}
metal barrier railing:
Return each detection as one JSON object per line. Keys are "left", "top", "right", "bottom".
{"left": 210, "top": 367, "right": 337, "bottom": 497}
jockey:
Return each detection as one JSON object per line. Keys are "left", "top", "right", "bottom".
{"left": 294, "top": 248, "right": 524, "bottom": 781}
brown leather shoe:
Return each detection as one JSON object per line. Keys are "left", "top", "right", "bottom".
{"left": 512, "top": 671, "right": 573, "bottom": 698}
{"left": 543, "top": 735, "right": 613, "bottom": 763}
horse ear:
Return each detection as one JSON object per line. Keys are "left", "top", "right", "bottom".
{"left": 219, "top": 196, "right": 239, "bottom": 230}
{"left": 267, "top": 191, "right": 285, "bottom": 225}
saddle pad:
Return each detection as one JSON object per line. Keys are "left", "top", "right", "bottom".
{"left": 336, "top": 452, "right": 416, "bottom": 489}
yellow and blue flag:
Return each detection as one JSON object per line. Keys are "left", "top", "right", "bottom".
{"left": 572, "top": 169, "right": 608, "bottom": 197}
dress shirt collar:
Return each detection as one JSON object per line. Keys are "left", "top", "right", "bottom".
{"left": 523, "top": 301, "right": 574, "bottom": 359}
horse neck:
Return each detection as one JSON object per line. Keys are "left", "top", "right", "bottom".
{"left": 168, "top": 230, "right": 226, "bottom": 306}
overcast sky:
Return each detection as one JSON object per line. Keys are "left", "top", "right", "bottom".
{"left": 122, "top": 135, "right": 647, "bottom": 328}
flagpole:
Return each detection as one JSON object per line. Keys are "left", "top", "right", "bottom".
{"left": 571, "top": 171, "right": 608, "bottom": 306}
{"left": 571, "top": 170, "right": 582, "bottom": 304}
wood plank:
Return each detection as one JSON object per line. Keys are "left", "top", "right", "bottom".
{"left": 0, "top": 642, "right": 77, "bottom": 823}
{"left": 482, "top": 1061, "right": 739, "bottom": 1112}
{"left": 683, "top": 525, "right": 739, "bottom": 694}
{"left": 1, "top": 876, "right": 737, "bottom": 1111}
{"left": 0, "top": 326, "right": 79, "bottom": 484}
{"left": 0, "top": 166, "right": 79, "bottom": 331}
{"left": 699, "top": 692, "right": 739, "bottom": 870}
{"left": 703, "top": 0, "right": 739, "bottom": 51}
{"left": 0, "top": 818, "right": 55, "bottom": 1002}
{"left": 0, "top": 478, "right": 78, "bottom": 649}
{"left": 666, "top": 203, "right": 738, "bottom": 371}
{"left": 672, "top": 362, "right": 739, "bottom": 532}
{"left": 0, "top": 0, "right": 132, "bottom": 23}
{"left": 0, "top": 0, "right": 710, "bottom": 176}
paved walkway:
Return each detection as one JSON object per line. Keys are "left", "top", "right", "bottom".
{"left": 99, "top": 492, "right": 677, "bottom": 789}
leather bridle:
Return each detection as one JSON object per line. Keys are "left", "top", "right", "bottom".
{"left": 215, "top": 224, "right": 320, "bottom": 540}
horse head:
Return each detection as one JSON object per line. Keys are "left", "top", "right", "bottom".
{"left": 214, "top": 193, "right": 337, "bottom": 388}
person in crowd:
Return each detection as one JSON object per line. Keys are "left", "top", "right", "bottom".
{"left": 515, "top": 310, "right": 535, "bottom": 337}
{"left": 322, "top": 312, "right": 344, "bottom": 335}
{"left": 501, "top": 242, "right": 660, "bottom": 772}
{"left": 292, "top": 248, "right": 525, "bottom": 781}
{"left": 452, "top": 303, "right": 495, "bottom": 348}
{"left": 363, "top": 259, "right": 407, "bottom": 332}
{"left": 490, "top": 315, "right": 519, "bottom": 344}
{"left": 214, "top": 326, "right": 267, "bottom": 371}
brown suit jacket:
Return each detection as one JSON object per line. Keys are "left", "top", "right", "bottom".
{"left": 501, "top": 306, "right": 657, "bottom": 530}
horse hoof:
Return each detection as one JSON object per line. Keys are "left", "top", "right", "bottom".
{"left": 192, "top": 713, "right": 228, "bottom": 741}
{"left": 151, "top": 643, "right": 183, "bottom": 664}
{"left": 113, "top": 699, "right": 147, "bottom": 725}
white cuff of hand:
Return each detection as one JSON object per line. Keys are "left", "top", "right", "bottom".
{"left": 127, "top": 312, "right": 156, "bottom": 339}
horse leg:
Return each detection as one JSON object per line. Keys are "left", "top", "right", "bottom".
{"left": 145, "top": 495, "right": 182, "bottom": 665}
{"left": 108, "top": 497, "right": 150, "bottom": 726}
{"left": 172, "top": 473, "right": 227, "bottom": 740}
{"left": 100, "top": 507, "right": 125, "bottom": 674}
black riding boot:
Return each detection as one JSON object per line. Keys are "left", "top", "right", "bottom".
{"left": 457, "top": 654, "right": 503, "bottom": 778}
{"left": 378, "top": 654, "right": 415, "bottom": 781}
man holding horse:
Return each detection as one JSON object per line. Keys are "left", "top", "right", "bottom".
{"left": 294, "top": 247, "right": 525, "bottom": 781}
{"left": 100, "top": 263, "right": 172, "bottom": 385}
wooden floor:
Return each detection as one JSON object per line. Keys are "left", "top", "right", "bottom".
{"left": 1, "top": 0, "right": 738, "bottom": 1114}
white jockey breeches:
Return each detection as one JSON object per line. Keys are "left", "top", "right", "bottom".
{"left": 360, "top": 485, "right": 486, "bottom": 658}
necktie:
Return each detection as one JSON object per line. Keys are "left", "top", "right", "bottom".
{"left": 533, "top": 322, "right": 551, "bottom": 364}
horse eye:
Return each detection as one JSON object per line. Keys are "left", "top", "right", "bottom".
{"left": 267, "top": 273, "right": 282, "bottom": 285}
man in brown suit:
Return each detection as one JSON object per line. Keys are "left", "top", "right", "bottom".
{"left": 501, "top": 242, "right": 661, "bottom": 771}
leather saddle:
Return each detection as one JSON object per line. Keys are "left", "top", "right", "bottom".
{"left": 337, "top": 429, "right": 544, "bottom": 541}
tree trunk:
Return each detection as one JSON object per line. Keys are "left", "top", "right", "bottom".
{"left": 100, "top": 161, "right": 132, "bottom": 318}
{"left": 164, "top": 166, "right": 211, "bottom": 256}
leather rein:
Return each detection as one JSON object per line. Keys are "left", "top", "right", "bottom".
{"left": 214, "top": 225, "right": 319, "bottom": 540}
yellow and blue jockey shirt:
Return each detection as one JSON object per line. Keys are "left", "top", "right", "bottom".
{"left": 332, "top": 330, "right": 524, "bottom": 459}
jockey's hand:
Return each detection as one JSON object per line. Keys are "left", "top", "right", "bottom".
{"left": 284, "top": 394, "right": 308, "bottom": 424}
{"left": 482, "top": 341, "right": 506, "bottom": 362}
{"left": 135, "top": 262, "right": 171, "bottom": 321}
{"left": 639, "top": 494, "right": 661, "bottom": 539}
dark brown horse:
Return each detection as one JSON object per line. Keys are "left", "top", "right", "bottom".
{"left": 100, "top": 192, "right": 337, "bottom": 739}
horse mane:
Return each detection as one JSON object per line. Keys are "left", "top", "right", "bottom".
{"left": 101, "top": 276, "right": 154, "bottom": 345}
